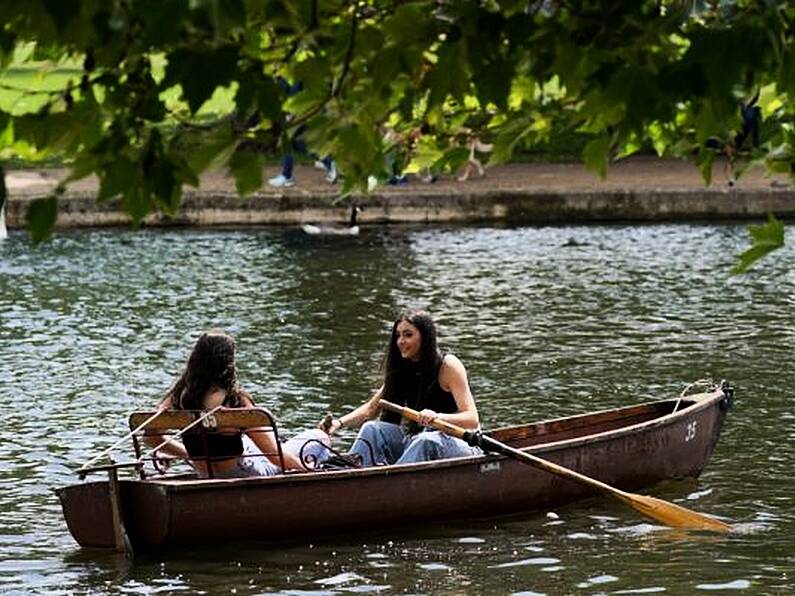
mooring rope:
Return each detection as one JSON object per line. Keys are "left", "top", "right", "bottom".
{"left": 77, "top": 409, "right": 165, "bottom": 474}
{"left": 672, "top": 378, "right": 716, "bottom": 413}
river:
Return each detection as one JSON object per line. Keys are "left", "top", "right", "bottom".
{"left": 0, "top": 224, "right": 793, "bottom": 594}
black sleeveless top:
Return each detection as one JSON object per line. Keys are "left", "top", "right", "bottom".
{"left": 182, "top": 432, "right": 244, "bottom": 459}
{"left": 380, "top": 354, "right": 458, "bottom": 434}
{"left": 177, "top": 389, "right": 247, "bottom": 459}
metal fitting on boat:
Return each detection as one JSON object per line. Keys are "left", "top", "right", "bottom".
{"left": 719, "top": 379, "right": 735, "bottom": 411}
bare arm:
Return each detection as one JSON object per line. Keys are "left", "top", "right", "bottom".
{"left": 237, "top": 395, "right": 305, "bottom": 471}
{"left": 418, "top": 354, "right": 479, "bottom": 429}
{"left": 322, "top": 387, "right": 384, "bottom": 436}
{"left": 245, "top": 425, "right": 305, "bottom": 471}
{"left": 142, "top": 396, "right": 190, "bottom": 459}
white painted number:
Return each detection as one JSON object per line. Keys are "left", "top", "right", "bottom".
{"left": 685, "top": 420, "right": 697, "bottom": 442}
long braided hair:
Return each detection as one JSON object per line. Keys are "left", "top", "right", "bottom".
{"left": 165, "top": 330, "right": 248, "bottom": 410}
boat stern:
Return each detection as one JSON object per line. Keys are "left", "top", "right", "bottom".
{"left": 57, "top": 479, "right": 171, "bottom": 550}
{"left": 56, "top": 481, "right": 118, "bottom": 549}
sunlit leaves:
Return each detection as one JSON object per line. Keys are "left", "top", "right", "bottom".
{"left": 733, "top": 214, "right": 785, "bottom": 274}
{"left": 491, "top": 115, "right": 535, "bottom": 164}
{"left": 0, "top": 0, "right": 794, "bottom": 262}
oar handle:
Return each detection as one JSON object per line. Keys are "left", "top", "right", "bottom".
{"left": 378, "top": 400, "right": 470, "bottom": 440}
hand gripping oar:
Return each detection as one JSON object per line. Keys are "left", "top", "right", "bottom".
{"left": 379, "top": 400, "right": 730, "bottom": 533}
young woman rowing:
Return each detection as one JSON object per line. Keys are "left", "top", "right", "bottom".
{"left": 321, "top": 310, "right": 482, "bottom": 465}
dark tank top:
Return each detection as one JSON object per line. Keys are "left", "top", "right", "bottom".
{"left": 380, "top": 354, "right": 458, "bottom": 434}
{"left": 178, "top": 389, "right": 246, "bottom": 459}
{"left": 182, "top": 431, "right": 244, "bottom": 459}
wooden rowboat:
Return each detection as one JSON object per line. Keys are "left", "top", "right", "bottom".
{"left": 57, "top": 381, "right": 733, "bottom": 551}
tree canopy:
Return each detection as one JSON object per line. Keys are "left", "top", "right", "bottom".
{"left": 0, "top": 0, "right": 792, "bottom": 261}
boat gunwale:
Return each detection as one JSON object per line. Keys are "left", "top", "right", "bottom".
{"left": 139, "top": 388, "right": 725, "bottom": 492}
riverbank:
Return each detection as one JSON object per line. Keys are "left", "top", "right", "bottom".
{"left": 5, "top": 156, "right": 795, "bottom": 229}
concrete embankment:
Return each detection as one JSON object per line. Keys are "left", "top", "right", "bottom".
{"left": 5, "top": 157, "right": 795, "bottom": 229}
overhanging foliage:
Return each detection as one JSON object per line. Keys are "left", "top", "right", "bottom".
{"left": 0, "top": 0, "right": 793, "bottom": 266}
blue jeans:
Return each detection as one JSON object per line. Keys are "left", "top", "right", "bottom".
{"left": 281, "top": 126, "right": 333, "bottom": 178}
{"left": 350, "top": 420, "right": 481, "bottom": 466}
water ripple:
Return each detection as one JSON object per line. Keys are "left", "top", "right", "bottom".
{"left": 0, "top": 224, "right": 793, "bottom": 593}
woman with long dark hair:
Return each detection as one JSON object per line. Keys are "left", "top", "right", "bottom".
{"left": 321, "top": 310, "right": 481, "bottom": 465}
{"left": 152, "top": 330, "right": 329, "bottom": 478}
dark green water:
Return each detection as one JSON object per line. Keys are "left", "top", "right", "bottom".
{"left": 0, "top": 224, "right": 793, "bottom": 594}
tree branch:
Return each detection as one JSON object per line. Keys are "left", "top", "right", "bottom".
{"left": 332, "top": 7, "right": 359, "bottom": 98}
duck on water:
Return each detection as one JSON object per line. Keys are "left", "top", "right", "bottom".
{"left": 301, "top": 205, "right": 361, "bottom": 236}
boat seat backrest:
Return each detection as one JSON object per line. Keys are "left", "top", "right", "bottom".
{"left": 128, "top": 408, "right": 282, "bottom": 480}
{"left": 128, "top": 408, "right": 279, "bottom": 438}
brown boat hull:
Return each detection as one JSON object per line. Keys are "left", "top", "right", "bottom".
{"left": 57, "top": 388, "right": 731, "bottom": 549}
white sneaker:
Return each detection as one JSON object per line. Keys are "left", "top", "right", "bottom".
{"left": 268, "top": 174, "right": 295, "bottom": 188}
{"left": 313, "top": 160, "right": 327, "bottom": 171}
{"left": 325, "top": 161, "right": 338, "bottom": 184}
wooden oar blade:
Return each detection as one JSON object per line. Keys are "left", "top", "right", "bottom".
{"left": 616, "top": 492, "right": 731, "bottom": 533}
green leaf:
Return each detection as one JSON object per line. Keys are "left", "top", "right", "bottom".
{"left": 385, "top": 3, "right": 433, "bottom": 45}
{"left": 732, "top": 214, "right": 785, "bottom": 274}
{"left": 228, "top": 148, "right": 263, "bottom": 196}
{"left": 0, "top": 29, "right": 15, "bottom": 68}
{"left": 122, "top": 186, "right": 151, "bottom": 227}
{"left": 138, "top": 0, "right": 191, "bottom": 47}
{"left": 42, "top": 0, "right": 81, "bottom": 31}
{"left": 696, "top": 149, "right": 715, "bottom": 186}
{"left": 473, "top": 54, "right": 513, "bottom": 111}
{"left": 98, "top": 158, "right": 138, "bottom": 202}
{"left": 292, "top": 58, "right": 332, "bottom": 100}
{"left": 426, "top": 42, "right": 469, "bottom": 109}
{"left": 583, "top": 136, "right": 610, "bottom": 179}
{"left": 235, "top": 72, "right": 282, "bottom": 122}
{"left": 433, "top": 146, "right": 470, "bottom": 174}
{"left": 491, "top": 115, "right": 534, "bottom": 163}
{"left": 161, "top": 46, "right": 240, "bottom": 113}
{"left": 182, "top": 124, "right": 237, "bottom": 174}
{"left": 27, "top": 196, "right": 58, "bottom": 244}
{"left": 148, "top": 160, "right": 182, "bottom": 213}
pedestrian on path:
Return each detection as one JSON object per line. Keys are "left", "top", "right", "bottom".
{"left": 268, "top": 78, "right": 338, "bottom": 188}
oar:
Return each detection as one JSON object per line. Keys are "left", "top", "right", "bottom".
{"left": 379, "top": 400, "right": 731, "bottom": 533}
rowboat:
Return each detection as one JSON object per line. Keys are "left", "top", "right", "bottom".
{"left": 57, "top": 381, "right": 733, "bottom": 551}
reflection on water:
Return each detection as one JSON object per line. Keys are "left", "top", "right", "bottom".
{"left": 1, "top": 224, "right": 793, "bottom": 593}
